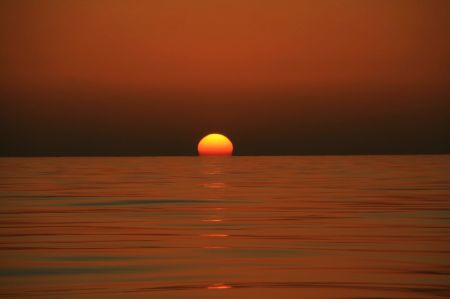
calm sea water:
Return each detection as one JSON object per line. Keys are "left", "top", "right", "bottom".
{"left": 0, "top": 156, "right": 449, "bottom": 298}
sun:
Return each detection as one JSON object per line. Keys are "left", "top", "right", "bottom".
{"left": 198, "top": 133, "right": 233, "bottom": 156}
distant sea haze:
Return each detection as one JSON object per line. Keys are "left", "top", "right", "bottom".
{"left": 0, "top": 155, "right": 449, "bottom": 298}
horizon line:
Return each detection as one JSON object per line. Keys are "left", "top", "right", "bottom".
{"left": 1, "top": 153, "right": 449, "bottom": 158}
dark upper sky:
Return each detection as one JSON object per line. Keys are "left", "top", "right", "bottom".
{"left": 1, "top": 0, "right": 449, "bottom": 155}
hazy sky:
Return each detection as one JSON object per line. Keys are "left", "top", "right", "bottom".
{"left": 1, "top": 0, "right": 449, "bottom": 155}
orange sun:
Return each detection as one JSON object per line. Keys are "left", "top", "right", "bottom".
{"left": 198, "top": 133, "right": 233, "bottom": 156}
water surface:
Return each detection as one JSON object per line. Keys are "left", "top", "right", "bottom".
{"left": 0, "top": 156, "right": 449, "bottom": 298}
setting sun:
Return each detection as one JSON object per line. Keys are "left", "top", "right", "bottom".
{"left": 198, "top": 134, "right": 233, "bottom": 156}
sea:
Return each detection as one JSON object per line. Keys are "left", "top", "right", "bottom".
{"left": 0, "top": 156, "right": 449, "bottom": 298}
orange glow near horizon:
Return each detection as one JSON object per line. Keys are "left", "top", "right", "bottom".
{"left": 198, "top": 134, "right": 233, "bottom": 156}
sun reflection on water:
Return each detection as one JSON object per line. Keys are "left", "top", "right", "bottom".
{"left": 207, "top": 283, "right": 232, "bottom": 290}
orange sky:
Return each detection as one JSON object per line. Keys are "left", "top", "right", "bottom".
{"left": 0, "top": 0, "right": 449, "bottom": 155}
{"left": 1, "top": 0, "right": 449, "bottom": 93}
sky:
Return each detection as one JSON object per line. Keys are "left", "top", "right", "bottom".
{"left": 1, "top": 0, "right": 449, "bottom": 155}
